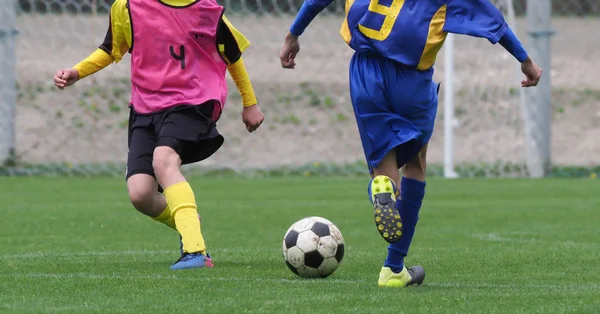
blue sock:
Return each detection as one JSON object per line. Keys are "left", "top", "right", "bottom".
{"left": 384, "top": 177, "right": 426, "bottom": 273}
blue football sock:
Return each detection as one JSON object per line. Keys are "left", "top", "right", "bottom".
{"left": 384, "top": 177, "right": 426, "bottom": 273}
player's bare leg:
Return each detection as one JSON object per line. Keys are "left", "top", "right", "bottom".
{"left": 369, "top": 148, "right": 403, "bottom": 243}
{"left": 378, "top": 145, "right": 427, "bottom": 287}
{"left": 127, "top": 174, "right": 170, "bottom": 219}
{"left": 153, "top": 146, "right": 212, "bottom": 270}
{"left": 127, "top": 173, "right": 202, "bottom": 255}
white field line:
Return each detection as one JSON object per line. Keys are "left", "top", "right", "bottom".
{"left": 0, "top": 248, "right": 269, "bottom": 259}
{"left": 472, "top": 233, "right": 600, "bottom": 247}
{"left": 0, "top": 272, "right": 599, "bottom": 290}
{"left": 0, "top": 246, "right": 463, "bottom": 260}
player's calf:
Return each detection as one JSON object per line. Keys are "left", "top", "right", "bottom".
{"left": 383, "top": 145, "right": 428, "bottom": 274}
{"left": 127, "top": 173, "right": 176, "bottom": 231}
{"left": 127, "top": 173, "right": 168, "bottom": 217}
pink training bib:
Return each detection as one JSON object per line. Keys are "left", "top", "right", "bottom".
{"left": 128, "top": 0, "right": 228, "bottom": 116}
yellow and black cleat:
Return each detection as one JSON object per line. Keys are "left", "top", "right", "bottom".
{"left": 369, "top": 175, "right": 402, "bottom": 243}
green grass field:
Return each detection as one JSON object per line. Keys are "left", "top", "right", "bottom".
{"left": 1, "top": 177, "right": 599, "bottom": 313}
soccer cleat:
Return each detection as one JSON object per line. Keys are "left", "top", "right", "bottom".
{"left": 369, "top": 175, "right": 402, "bottom": 243}
{"left": 170, "top": 252, "right": 214, "bottom": 270}
{"left": 377, "top": 266, "right": 425, "bottom": 287}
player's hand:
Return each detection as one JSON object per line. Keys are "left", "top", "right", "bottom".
{"left": 242, "top": 104, "right": 264, "bottom": 133}
{"left": 520, "top": 57, "right": 543, "bottom": 87}
{"left": 54, "top": 68, "right": 80, "bottom": 90}
{"left": 280, "top": 32, "right": 300, "bottom": 69}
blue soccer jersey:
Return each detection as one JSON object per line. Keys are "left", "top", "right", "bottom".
{"left": 290, "top": 0, "right": 528, "bottom": 70}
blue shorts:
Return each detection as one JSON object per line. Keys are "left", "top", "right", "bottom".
{"left": 349, "top": 53, "right": 440, "bottom": 173}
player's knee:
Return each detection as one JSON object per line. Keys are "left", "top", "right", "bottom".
{"left": 127, "top": 184, "right": 155, "bottom": 212}
{"left": 152, "top": 146, "right": 181, "bottom": 175}
{"left": 126, "top": 174, "right": 160, "bottom": 214}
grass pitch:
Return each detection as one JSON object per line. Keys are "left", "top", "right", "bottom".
{"left": 0, "top": 176, "right": 599, "bottom": 313}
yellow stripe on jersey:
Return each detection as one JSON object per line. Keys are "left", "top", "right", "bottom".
{"left": 340, "top": 0, "right": 355, "bottom": 44}
{"left": 417, "top": 5, "right": 447, "bottom": 71}
{"left": 219, "top": 44, "right": 230, "bottom": 64}
{"left": 221, "top": 15, "right": 251, "bottom": 54}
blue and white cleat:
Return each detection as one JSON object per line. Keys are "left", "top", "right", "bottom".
{"left": 170, "top": 252, "right": 214, "bottom": 270}
{"left": 369, "top": 175, "right": 402, "bottom": 243}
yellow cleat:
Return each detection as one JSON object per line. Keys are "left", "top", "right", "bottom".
{"left": 369, "top": 175, "right": 402, "bottom": 243}
{"left": 377, "top": 266, "right": 426, "bottom": 287}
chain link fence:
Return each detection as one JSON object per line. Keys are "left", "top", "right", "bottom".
{"left": 2, "top": 0, "right": 599, "bottom": 177}
{"left": 445, "top": 0, "right": 600, "bottom": 177}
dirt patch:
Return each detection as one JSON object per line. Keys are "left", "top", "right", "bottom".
{"left": 10, "top": 14, "right": 600, "bottom": 171}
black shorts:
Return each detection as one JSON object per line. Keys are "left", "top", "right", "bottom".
{"left": 126, "top": 101, "right": 224, "bottom": 181}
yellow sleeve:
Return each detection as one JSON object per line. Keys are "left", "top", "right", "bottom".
{"left": 73, "top": 49, "right": 114, "bottom": 79}
{"left": 70, "top": 0, "right": 130, "bottom": 79}
{"left": 101, "top": 0, "right": 132, "bottom": 63}
{"left": 227, "top": 57, "right": 257, "bottom": 107}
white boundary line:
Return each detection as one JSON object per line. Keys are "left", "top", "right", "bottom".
{"left": 0, "top": 248, "right": 271, "bottom": 259}
{"left": 3, "top": 249, "right": 598, "bottom": 291}
{"left": 0, "top": 272, "right": 598, "bottom": 290}
{"left": 472, "top": 233, "right": 600, "bottom": 247}
{"left": 0, "top": 246, "right": 461, "bottom": 260}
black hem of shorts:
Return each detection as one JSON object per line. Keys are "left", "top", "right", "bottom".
{"left": 125, "top": 170, "right": 156, "bottom": 181}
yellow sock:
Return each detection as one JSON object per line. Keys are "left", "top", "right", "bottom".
{"left": 163, "top": 182, "right": 205, "bottom": 254}
{"left": 152, "top": 205, "right": 176, "bottom": 230}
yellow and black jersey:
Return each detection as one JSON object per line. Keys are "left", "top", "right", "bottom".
{"left": 73, "top": 0, "right": 257, "bottom": 107}
{"left": 99, "top": 0, "right": 250, "bottom": 65}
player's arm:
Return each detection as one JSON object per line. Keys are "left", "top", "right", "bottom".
{"left": 444, "top": 0, "right": 527, "bottom": 62}
{"left": 227, "top": 58, "right": 256, "bottom": 107}
{"left": 219, "top": 15, "right": 257, "bottom": 108}
{"left": 218, "top": 15, "right": 264, "bottom": 132}
{"left": 279, "top": 0, "right": 333, "bottom": 68}
{"left": 444, "top": 0, "right": 542, "bottom": 87}
{"left": 288, "top": 0, "right": 334, "bottom": 37}
{"left": 54, "top": 0, "right": 130, "bottom": 89}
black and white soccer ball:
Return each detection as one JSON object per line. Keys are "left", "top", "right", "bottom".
{"left": 282, "top": 216, "right": 345, "bottom": 278}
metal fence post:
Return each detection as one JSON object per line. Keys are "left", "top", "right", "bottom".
{"left": 0, "top": 0, "right": 18, "bottom": 165}
{"left": 523, "top": 0, "right": 554, "bottom": 177}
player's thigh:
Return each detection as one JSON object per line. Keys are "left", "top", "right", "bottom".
{"left": 348, "top": 53, "right": 388, "bottom": 115}
{"left": 156, "top": 103, "right": 224, "bottom": 165}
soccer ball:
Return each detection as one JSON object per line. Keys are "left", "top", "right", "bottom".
{"left": 282, "top": 216, "right": 345, "bottom": 278}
